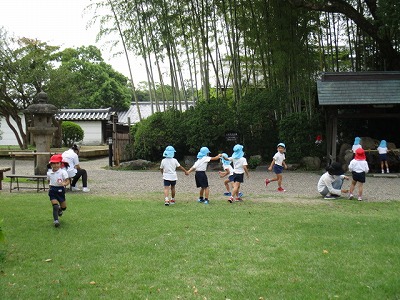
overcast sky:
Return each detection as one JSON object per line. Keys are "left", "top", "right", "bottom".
{"left": 0, "top": 0, "right": 147, "bottom": 83}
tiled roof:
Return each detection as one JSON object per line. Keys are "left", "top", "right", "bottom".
{"left": 56, "top": 108, "right": 113, "bottom": 121}
{"left": 317, "top": 72, "right": 400, "bottom": 106}
{"left": 117, "top": 101, "right": 195, "bottom": 125}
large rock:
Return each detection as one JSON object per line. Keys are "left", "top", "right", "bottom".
{"left": 301, "top": 156, "right": 321, "bottom": 170}
{"left": 119, "top": 159, "right": 153, "bottom": 170}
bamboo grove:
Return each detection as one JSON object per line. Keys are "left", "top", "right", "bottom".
{"left": 90, "top": 0, "right": 400, "bottom": 120}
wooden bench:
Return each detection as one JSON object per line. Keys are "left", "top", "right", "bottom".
{"left": 6, "top": 174, "right": 47, "bottom": 192}
{"left": 0, "top": 167, "right": 11, "bottom": 190}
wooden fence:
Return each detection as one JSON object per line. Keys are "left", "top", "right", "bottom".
{"left": 113, "top": 132, "right": 133, "bottom": 165}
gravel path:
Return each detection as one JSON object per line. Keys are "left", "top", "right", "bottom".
{"left": 1, "top": 157, "right": 399, "bottom": 202}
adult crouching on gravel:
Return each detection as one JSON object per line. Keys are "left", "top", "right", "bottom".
{"left": 62, "top": 144, "right": 90, "bottom": 192}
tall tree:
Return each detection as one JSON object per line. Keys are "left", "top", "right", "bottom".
{"left": 287, "top": 0, "right": 400, "bottom": 70}
{"left": 0, "top": 29, "right": 58, "bottom": 149}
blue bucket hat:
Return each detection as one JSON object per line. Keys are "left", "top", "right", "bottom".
{"left": 354, "top": 137, "right": 361, "bottom": 145}
{"left": 220, "top": 153, "right": 231, "bottom": 165}
{"left": 197, "top": 146, "right": 210, "bottom": 158}
{"left": 232, "top": 144, "right": 244, "bottom": 159}
{"left": 163, "top": 145, "right": 176, "bottom": 158}
{"left": 277, "top": 143, "right": 286, "bottom": 148}
{"left": 379, "top": 140, "right": 387, "bottom": 148}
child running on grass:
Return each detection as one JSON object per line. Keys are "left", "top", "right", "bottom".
{"left": 265, "top": 143, "right": 288, "bottom": 192}
{"left": 187, "top": 147, "right": 221, "bottom": 205}
{"left": 160, "top": 146, "right": 188, "bottom": 206}
{"left": 222, "top": 144, "right": 249, "bottom": 203}
{"left": 348, "top": 147, "right": 369, "bottom": 201}
{"left": 47, "top": 154, "right": 70, "bottom": 228}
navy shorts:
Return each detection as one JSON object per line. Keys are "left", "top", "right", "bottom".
{"left": 273, "top": 164, "right": 284, "bottom": 174}
{"left": 228, "top": 175, "right": 234, "bottom": 182}
{"left": 379, "top": 154, "right": 387, "bottom": 162}
{"left": 195, "top": 171, "right": 209, "bottom": 188}
{"left": 233, "top": 173, "right": 244, "bottom": 183}
{"left": 48, "top": 186, "right": 66, "bottom": 203}
{"left": 352, "top": 171, "right": 366, "bottom": 183}
{"left": 164, "top": 180, "right": 177, "bottom": 186}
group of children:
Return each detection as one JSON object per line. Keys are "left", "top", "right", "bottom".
{"left": 160, "top": 143, "right": 287, "bottom": 206}
{"left": 47, "top": 137, "right": 386, "bottom": 226}
{"left": 319, "top": 136, "right": 390, "bottom": 201}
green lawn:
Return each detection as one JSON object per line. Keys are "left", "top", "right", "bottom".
{"left": 1, "top": 192, "right": 400, "bottom": 299}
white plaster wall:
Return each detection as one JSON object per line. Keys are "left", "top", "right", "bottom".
{"left": 0, "top": 115, "right": 25, "bottom": 146}
{"left": 0, "top": 117, "right": 104, "bottom": 146}
{"left": 73, "top": 121, "right": 104, "bottom": 145}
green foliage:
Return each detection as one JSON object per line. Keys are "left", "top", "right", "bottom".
{"left": 61, "top": 121, "right": 84, "bottom": 147}
{"left": 248, "top": 156, "right": 262, "bottom": 169}
{"left": 46, "top": 46, "right": 131, "bottom": 110}
{"left": 237, "top": 89, "right": 282, "bottom": 159}
{"left": 183, "top": 98, "right": 235, "bottom": 155}
{"left": 130, "top": 99, "right": 235, "bottom": 161}
{"left": 131, "top": 109, "right": 187, "bottom": 160}
{"left": 278, "top": 112, "right": 324, "bottom": 163}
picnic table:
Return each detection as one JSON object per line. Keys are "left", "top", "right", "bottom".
{"left": 8, "top": 151, "right": 53, "bottom": 174}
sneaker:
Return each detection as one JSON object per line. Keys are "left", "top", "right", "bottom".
{"left": 54, "top": 220, "right": 60, "bottom": 227}
{"left": 58, "top": 208, "right": 63, "bottom": 217}
{"left": 348, "top": 194, "right": 354, "bottom": 200}
{"left": 164, "top": 200, "right": 170, "bottom": 206}
{"left": 238, "top": 192, "right": 243, "bottom": 197}
{"left": 204, "top": 200, "right": 209, "bottom": 204}
{"left": 235, "top": 197, "right": 243, "bottom": 202}
{"left": 228, "top": 196, "right": 234, "bottom": 203}
{"left": 381, "top": 170, "right": 385, "bottom": 174}
{"left": 324, "top": 194, "right": 340, "bottom": 199}
{"left": 265, "top": 179, "right": 270, "bottom": 187}
{"left": 358, "top": 197, "right": 362, "bottom": 201}
{"left": 170, "top": 199, "right": 176, "bottom": 205}
{"left": 71, "top": 186, "right": 80, "bottom": 191}
{"left": 197, "top": 198, "right": 204, "bottom": 203}
{"left": 223, "top": 192, "right": 232, "bottom": 196}
{"left": 82, "top": 187, "right": 90, "bottom": 192}
{"left": 277, "top": 187, "right": 286, "bottom": 192}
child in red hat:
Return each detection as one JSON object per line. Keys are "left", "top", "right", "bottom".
{"left": 348, "top": 148, "right": 369, "bottom": 201}
{"left": 47, "top": 154, "right": 70, "bottom": 227}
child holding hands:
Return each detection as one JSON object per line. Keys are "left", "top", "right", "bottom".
{"left": 160, "top": 146, "right": 188, "bottom": 206}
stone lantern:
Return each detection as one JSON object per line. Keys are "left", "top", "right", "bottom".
{"left": 25, "top": 91, "right": 58, "bottom": 175}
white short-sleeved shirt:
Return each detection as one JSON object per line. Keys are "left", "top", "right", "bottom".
{"left": 47, "top": 168, "right": 69, "bottom": 187}
{"left": 222, "top": 163, "right": 234, "bottom": 176}
{"left": 160, "top": 158, "right": 181, "bottom": 181}
{"left": 62, "top": 149, "right": 79, "bottom": 177}
{"left": 348, "top": 159, "right": 369, "bottom": 173}
{"left": 232, "top": 157, "right": 248, "bottom": 174}
{"left": 377, "top": 146, "right": 387, "bottom": 154}
{"left": 273, "top": 152, "right": 285, "bottom": 166}
{"left": 193, "top": 156, "right": 212, "bottom": 171}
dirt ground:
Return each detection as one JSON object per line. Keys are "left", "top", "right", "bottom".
{"left": 1, "top": 157, "right": 399, "bottom": 202}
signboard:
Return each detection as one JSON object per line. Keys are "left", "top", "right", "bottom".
{"left": 225, "top": 132, "right": 238, "bottom": 142}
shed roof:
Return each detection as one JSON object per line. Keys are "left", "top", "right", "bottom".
{"left": 317, "top": 72, "right": 400, "bottom": 106}
{"left": 56, "top": 108, "right": 112, "bottom": 121}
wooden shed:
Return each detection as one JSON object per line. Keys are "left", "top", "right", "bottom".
{"left": 317, "top": 72, "right": 400, "bottom": 163}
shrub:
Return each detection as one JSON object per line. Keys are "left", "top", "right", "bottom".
{"left": 61, "top": 121, "right": 84, "bottom": 147}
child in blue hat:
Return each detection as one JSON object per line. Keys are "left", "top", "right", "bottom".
{"left": 222, "top": 144, "right": 249, "bottom": 203}
{"left": 187, "top": 147, "right": 221, "bottom": 204}
{"left": 160, "top": 146, "right": 188, "bottom": 206}
{"left": 265, "top": 143, "right": 288, "bottom": 192}
{"left": 219, "top": 153, "right": 243, "bottom": 197}
{"left": 377, "top": 140, "right": 390, "bottom": 174}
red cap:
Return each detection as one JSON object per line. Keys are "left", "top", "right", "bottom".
{"left": 354, "top": 148, "right": 366, "bottom": 161}
{"left": 49, "top": 154, "right": 62, "bottom": 163}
